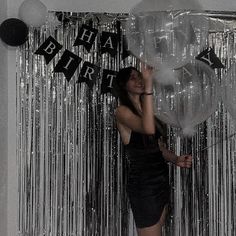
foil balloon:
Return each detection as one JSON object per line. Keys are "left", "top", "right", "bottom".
{"left": 153, "top": 59, "right": 219, "bottom": 136}
{"left": 19, "top": 0, "right": 48, "bottom": 27}
{"left": 222, "top": 63, "right": 236, "bottom": 122}
{"left": 125, "top": 0, "right": 209, "bottom": 73}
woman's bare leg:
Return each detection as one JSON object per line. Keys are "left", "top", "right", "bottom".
{"left": 136, "top": 205, "right": 168, "bottom": 236}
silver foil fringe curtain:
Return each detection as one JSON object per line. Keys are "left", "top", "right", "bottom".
{"left": 16, "top": 11, "right": 236, "bottom": 236}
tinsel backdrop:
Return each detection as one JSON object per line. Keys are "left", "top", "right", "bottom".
{"left": 16, "top": 11, "right": 236, "bottom": 236}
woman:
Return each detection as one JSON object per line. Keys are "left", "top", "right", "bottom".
{"left": 114, "top": 64, "right": 192, "bottom": 236}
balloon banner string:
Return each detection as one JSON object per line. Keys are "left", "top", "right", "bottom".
{"left": 195, "top": 131, "right": 236, "bottom": 154}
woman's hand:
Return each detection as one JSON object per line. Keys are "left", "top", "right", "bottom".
{"left": 159, "top": 141, "right": 192, "bottom": 168}
{"left": 175, "top": 155, "right": 192, "bottom": 168}
{"left": 141, "top": 62, "right": 154, "bottom": 81}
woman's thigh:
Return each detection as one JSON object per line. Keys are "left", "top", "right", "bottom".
{"left": 136, "top": 205, "right": 168, "bottom": 236}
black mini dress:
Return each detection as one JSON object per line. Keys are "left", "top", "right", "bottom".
{"left": 125, "top": 129, "right": 170, "bottom": 228}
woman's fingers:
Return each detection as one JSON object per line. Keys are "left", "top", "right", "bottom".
{"left": 177, "top": 155, "right": 192, "bottom": 168}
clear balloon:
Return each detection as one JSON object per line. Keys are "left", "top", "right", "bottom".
{"left": 221, "top": 63, "right": 236, "bottom": 122}
{"left": 19, "top": 0, "right": 48, "bottom": 27}
{"left": 153, "top": 64, "right": 177, "bottom": 85}
{"left": 153, "top": 59, "right": 220, "bottom": 136}
{"left": 125, "top": 1, "right": 209, "bottom": 70}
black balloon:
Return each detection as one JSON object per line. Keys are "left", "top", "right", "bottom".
{"left": 0, "top": 18, "right": 29, "bottom": 46}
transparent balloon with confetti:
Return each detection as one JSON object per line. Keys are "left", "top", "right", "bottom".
{"left": 222, "top": 63, "right": 236, "bottom": 123}
{"left": 153, "top": 59, "right": 220, "bottom": 136}
{"left": 125, "top": 0, "right": 209, "bottom": 84}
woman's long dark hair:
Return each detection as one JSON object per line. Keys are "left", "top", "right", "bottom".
{"left": 114, "top": 66, "right": 141, "bottom": 116}
{"left": 114, "top": 66, "right": 168, "bottom": 142}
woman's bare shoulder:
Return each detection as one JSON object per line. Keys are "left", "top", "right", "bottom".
{"left": 115, "top": 105, "right": 132, "bottom": 120}
{"left": 115, "top": 105, "right": 129, "bottom": 113}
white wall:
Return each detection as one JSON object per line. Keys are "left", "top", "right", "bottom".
{"left": 6, "top": 0, "right": 236, "bottom": 16}
{"left": 3, "top": 0, "right": 236, "bottom": 236}
{"left": 0, "top": 0, "right": 8, "bottom": 234}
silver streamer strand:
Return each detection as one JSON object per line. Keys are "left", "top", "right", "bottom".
{"left": 16, "top": 11, "right": 236, "bottom": 236}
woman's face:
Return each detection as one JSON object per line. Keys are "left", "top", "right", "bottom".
{"left": 125, "top": 70, "right": 144, "bottom": 95}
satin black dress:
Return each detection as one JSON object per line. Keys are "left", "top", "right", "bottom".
{"left": 125, "top": 129, "right": 170, "bottom": 228}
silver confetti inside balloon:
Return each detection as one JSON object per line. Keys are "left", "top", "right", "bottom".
{"left": 222, "top": 63, "right": 236, "bottom": 123}
{"left": 153, "top": 59, "right": 220, "bottom": 136}
{"left": 125, "top": 1, "right": 209, "bottom": 69}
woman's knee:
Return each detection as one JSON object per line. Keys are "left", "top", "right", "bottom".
{"left": 137, "top": 223, "right": 162, "bottom": 236}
